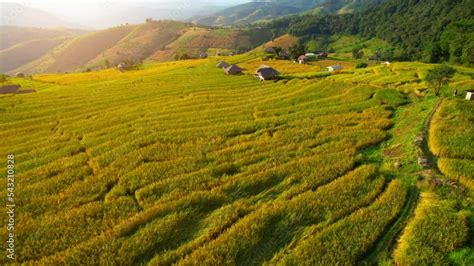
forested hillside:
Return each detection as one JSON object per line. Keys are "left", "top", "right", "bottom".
{"left": 263, "top": 0, "right": 473, "bottom": 65}
{"left": 193, "top": 0, "right": 387, "bottom": 26}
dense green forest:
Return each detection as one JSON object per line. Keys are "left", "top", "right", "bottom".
{"left": 262, "top": 0, "right": 474, "bottom": 65}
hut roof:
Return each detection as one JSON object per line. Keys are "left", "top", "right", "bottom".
{"left": 224, "top": 65, "right": 242, "bottom": 75}
{"left": 0, "top": 84, "right": 21, "bottom": 94}
{"left": 256, "top": 65, "right": 280, "bottom": 80}
{"left": 327, "top": 65, "right": 343, "bottom": 70}
{"left": 216, "top": 61, "right": 230, "bottom": 68}
{"left": 15, "top": 72, "right": 25, "bottom": 78}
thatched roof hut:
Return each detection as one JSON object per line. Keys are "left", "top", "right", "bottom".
{"left": 224, "top": 65, "right": 242, "bottom": 75}
{"left": 15, "top": 72, "right": 25, "bottom": 78}
{"left": 216, "top": 61, "right": 230, "bottom": 68}
{"left": 327, "top": 65, "right": 343, "bottom": 72}
{"left": 255, "top": 65, "right": 280, "bottom": 81}
{"left": 0, "top": 84, "right": 20, "bottom": 94}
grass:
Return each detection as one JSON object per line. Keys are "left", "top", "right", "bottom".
{"left": 0, "top": 52, "right": 473, "bottom": 265}
{"left": 393, "top": 192, "right": 469, "bottom": 265}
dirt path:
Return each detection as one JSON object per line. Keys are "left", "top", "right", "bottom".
{"left": 359, "top": 97, "right": 442, "bottom": 264}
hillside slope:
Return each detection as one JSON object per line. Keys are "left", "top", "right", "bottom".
{"left": 5, "top": 21, "right": 272, "bottom": 74}
{"left": 193, "top": 2, "right": 301, "bottom": 26}
{"left": 0, "top": 26, "right": 84, "bottom": 50}
{"left": 1, "top": 51, "right": 472, "bottom": 265}
{"left": 0, "top": 37, "right": 66, "bottom": 73}
{"left": 193, "top": 0, "right": 387, "bottom": 26}
{"left": 85, "top": 21, "right": 191, "bottom": 69}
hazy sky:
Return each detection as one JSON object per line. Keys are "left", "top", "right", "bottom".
{"left": 2, "top": 0, "right": 251, "bottom": 27}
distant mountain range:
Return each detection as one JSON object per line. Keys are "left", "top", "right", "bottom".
{"left": 0, "top": 2, "right": 234, "bottom": 29}
{"left": 192, "top": 0, "right": 389, "bottom": 26}
{"left": 0, "top": 2, "right": 84, "bottom": 28}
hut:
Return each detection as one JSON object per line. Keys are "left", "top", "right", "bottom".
{"left": 466, "top": 90, "right": 474, "bottom": 101}
{"left": 216, "top": 61, "right": 230, "bottom": 68}
{"left": 0, "top": 84, "right": 20, "bottom": 94}
{"left": 199, "top": 52, "right": 208, "bottom": 59}
{"left": 264, "top": 47, "right": 276, "bottom": 54}
{"left": 298, "top": 55, "right": 308, "bottom": 64}
{"left": 317, "top": 52, "right": 328, "bottom": 59}
{"left": 381, "top": 61, "right": 391, "bottom": 66}
{"left": 255, "top": 65, "right": 280, "bottom": 81}
{"left": 15, "top": 72, "right": 25, "bottom": 78}
{"left": 117, "top": 63, "right": 128, "bottom": 72}
{"left": 224, "top": 65, "right": 242, "bottom": 75}
{"left": 327, "top": 65, "right": 343, "bottom": 72}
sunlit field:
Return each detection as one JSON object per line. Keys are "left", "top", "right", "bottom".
{"left": 0, "top": 56, "right": 473, "bottom": 264}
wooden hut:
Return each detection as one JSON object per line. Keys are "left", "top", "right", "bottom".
{"left": 255, "top": 65, "right": 280, "bottom": 81}
{"left": 216, "top": 61, "right": 230, "bottom": 68}
{"left": 327, "top": 65, "right": 343, "bottom": 72}
{"left": 0, "top": 84, "right": 20, "bottom": 94}
{"left": 224, "top": 65, "right": 242, "bottom": 75}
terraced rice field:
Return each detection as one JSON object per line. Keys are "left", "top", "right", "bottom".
{"left": 430, "top": 99, "right": 474, "bottom": 191}
{"left": 0, "top": 57, "right": 472, "bottom": 265}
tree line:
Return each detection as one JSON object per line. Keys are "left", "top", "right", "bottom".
{"left": 261, "top": 0, "right": 473, "bottom": 65}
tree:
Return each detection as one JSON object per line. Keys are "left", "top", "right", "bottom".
{"left": 0, "top": 74, "right": 9, "bottom": 86}
{"left": 352, "top": 48, "right": 364, "bottom": 59}
{"left": 425, "top": 64, "right": 456, "bottom": 96}
{"left": 356, "top": 62, "right": 368, "bottom": 68}
{"left": 288, "top": 44, "right": 305, "bottom": 60}
{"left": 273, "top": 47, "right": 282, "bottom": 55}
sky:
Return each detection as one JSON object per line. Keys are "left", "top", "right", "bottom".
{"left": 1, "top": 0, "right": 252, "bottom": 28}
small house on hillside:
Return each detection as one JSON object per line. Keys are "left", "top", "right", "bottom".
{"left": 255, "top": 65, "right": 280, "bottom": 81}
{"left": 15, "top": 72, "right": 25, "bottom": 78}
{"left": 224, "top": 65, "right": 242, "bottom": 75}
{"left": 117, "top": 63, "right": 128, "bottom": 72}
{"left": 466, "top": 91, "right": 474, "bottom": 101}
{"left": 317, "top": 52, "right": 328, "bottom": 59}
{"left": 264, "top": 47, "right": 276, "bottom": 54}
{"left": 298, "top": 55, "right": 308, "bottom": 64}
{"left": 199, "top": 52, "right": 208, "bottom": 59}
{"left": 216, "top": 61, "right": 230, "bottom": 68}
{"left": 382, "top": 61, "right": 391, "bottom": 66}
{"left": 0, "top": 84, "right": 20, "bottom": 94}
{"left": 327, "top": 65, "right": 343, "bottom": 72}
